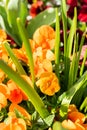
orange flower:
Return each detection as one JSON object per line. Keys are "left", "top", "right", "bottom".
{"left": 36, "top": 72, "right": 60, "bottom": 96}
{"left": 62, "top": 104, "right": 87, "bottom": 130}
{"left": 8, "top": 89, "right": 23, "bottom": 104}
{"left": 33, "top": 25, "right": 55, "bottom": 49}
{"left": 9, "top": 103, "right": 31, "bottom": 125}
{"left": 62, "top": 119, "right": 85, "bottom": 130}
{"left": 13, "top": 48, "right": 28, "bottom": 64}
{"left": 33, "top": 46, "right": 55, "bottom": 77}
{"left": 0, "top": 44, "right": 8, "bottom": 62}
{"left": 7, "top": 80, "right": 28, "bottom": 104}
{"left": 0, "top": 117, "right": 27, "bottom": 130}
{"left": 68, "top": 104, "right": 78, "bottom": 113}
{"left": 68, "top": 111, "right": 85, "bottom": 124}
{"left": 0, "top": 83, "right": 10, "bottom": 110}
{"left": 0, "top": 92, "right": 7, "bottom": 110}
{"left": 0, "top": 69, "right": 6, "bottom": 83}
{"left": 0, "top": 83, "right": 10, "bottom": 98}
{"left": 0, "top": 29, "right": 7, "bottom": 43}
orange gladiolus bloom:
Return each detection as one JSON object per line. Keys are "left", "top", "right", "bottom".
{"left": 36, "top": 72, "right": 60, "bottom": 96}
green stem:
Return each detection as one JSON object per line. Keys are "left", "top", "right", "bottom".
{"left": 0, "top": 60, "right": 49, "bottom": 119}
{"left": 55, "top": 8, "right": 60, "bottom": 78}
{"left": 17, "top": 17, "right": 35, "bottom": 85}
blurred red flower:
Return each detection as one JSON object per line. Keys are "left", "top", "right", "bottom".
{"left": 78, "top": 5, "right": 87, "bottom": 22}
{"left": 67, "top": 0, "right": 77, "bottom": 6}
{"left": 29, "top": 1, "right": 45, "bottom": 18}
{"left": 67, "top": 0, "right": 87, "bottom": 22}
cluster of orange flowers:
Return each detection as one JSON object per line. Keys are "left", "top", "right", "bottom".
{"left": 0, "top": 26, "right": 87, "bottom": 130}
{"left": 62, "top": 104, "right": 87, "bottom": 130}
{"left": 0, "top": 26, "right": 60, "bottom": 129}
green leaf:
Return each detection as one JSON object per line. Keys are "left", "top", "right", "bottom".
{"left": 0, "top": 0, "right": 28, "bottom": 46}
{"left": 19, "top": 0, "right": 28, "bottom": 24}
{"left": 71, "top": 85, "right": 86, "bottom": 106}
{"left": 80, "top": 97, "right": 87, "bottom": 111}
{"left": 6, "top": 0, "right": 21, "bottom": 41}
{"left": 67, "top": 8, "right": 77, "bottom": 58}
{"left": 55, "top": 8, "right": 60, "bottom": 77}
{"left": 4, "top": 42, "right": 26, "bottom": 75}
{"left": 17, "top": 17, "right": 35, "bottom": 84}
{"left": 44, "top": 114, "right": 55, "bottom": 126}
{"left": 61, "top": 0, "right": 67, "bottom": 56}
{"left": 64, "top": 8, "right": 77, "bottom": 88}
{"left": 80, "top": 49, "right": 87, "bottom": 76}
{"left": 59, "top": 71, "right": 87, "bottom": 120}
{"left": 0, "top": 5, "right": 11, "bottom": 31}
{"left": 67, "top": 34, "right": 78, "bottom": 88}
{"left": 6, "top": 0, "right": 19, "bottom": 27}
{"left": 27, "top": 7, "right": 56, "bottom": 38}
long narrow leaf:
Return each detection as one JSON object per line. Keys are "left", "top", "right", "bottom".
{"left": 64, "top": 8, "right": 77, "bottom": 88}
{"left": 61, "top": 0, "right": 68, "bottom": 88}
{"left": 55, "top": 8, "right": 60, "bottom": 77}
{"left": 19, "top": 0, "right": 28, "bottom": 24}
{"left": 67, "top": 8, "right": 77, "bottom": 58}
{"left": 73, "top": 32, "right": 86, "bottom": 79}
{"left": 59, "top": 71, "right": 87, "bottom": 120}
{"left": 4, "top": 42, "right": 26, "bottom": 75}
{"left": 80, "top": 49, "right": 87, "bottom": 76}
{"left": 17, "top": 18, "right": 35, "bottom": 84}
{"left": 61, "top": 0, "right": 67, "bottom": 57}
{"left": 67, "top": 34, "right": 77, "bottom": 88}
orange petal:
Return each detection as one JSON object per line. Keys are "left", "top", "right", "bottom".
{"left": 68, "top": 111, "right": 86, "bottom": 124}
{"left": 0, "top": 83, "right": 10, "bottom": 98}
{"left": 0, "top": 92, "right": 7, "bottom": 110}
{"left": 33, "top": 25, "right": 55, "bottom": 49}
{"left": 0, "top": 29, "right": 7, "bottom": 43}
{"left": 0, "top": 123, "right": 6, "bottom": 130}
{"left": 8, "top": 89, "right": 22, "bottom": 104}
{"left": 9, "top": 103, "right": 31, "bottom": 121}
{"left": 62, "top": 119, "right": 76, "bottom": 129}
{"left": 68, "top": 104, "right": 78, "bottom": 113}
{"left": 75, "top": 122, "right": 85, "bottom": 130}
